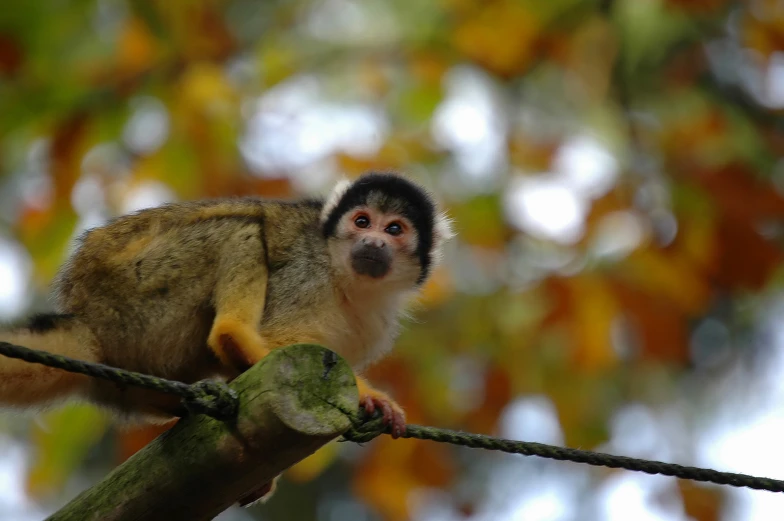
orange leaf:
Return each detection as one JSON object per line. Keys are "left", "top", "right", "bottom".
{"left": 236, "top": 176, "right": 295, "bottom": 199}
{"left": 409, "top": 50, "right": 449, "bottom": 86}
{"left": 742, "top": 7, "right": 784, "bottom": 58}
{"left": 677, "top": 481, "right": 724, "bottom": 521}
{"left": 611, "top": 282, "right": 690, "bottom": 363}
{"left": 362, "top": 357, "right": 424, "bottom": 422}
{"left": 620, "top": 248, "right": 712, "bottom": 315}
{"left": 51, "top": 112, "right": 90, "bottom": 202}
{"left": 157, "top": 2, "right": 235, "bottom": 62}
{"left": 692, "top": 164, "right": 784, "bottom": 222}
{"left": 452, "top": 1, "right": 540, "bottom": 78}
{"left": 567, "top": 275, "right": 619, "bottom": 372}
{"left": 714, "top": 214, "right": 784, "bottom": 291}
{"left": 508, "top": 137, "right": 559, "bottom": 172}
{"left": 354, "top": 437, "right": 455, "bottom": 521}
{"left": 660, "top": 107, "right": 728, "bottom": 169}
{"left": 116, "top": 16, "right": 159, "bottom": 80}
{"left": 0, "top": 33, "right": 23, "bottom": 76}
{"left": 540, "top": 276, "right": 574, "bottom": 329}
{"left": 117, "top": 421, "right": 177, "bottom": 463}
{"left": 463, "top": 364, "right": 512, "bottom": 434}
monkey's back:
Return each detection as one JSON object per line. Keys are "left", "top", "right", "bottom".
{"left": 53, "top": 198, "right": 326, "bottom": 385}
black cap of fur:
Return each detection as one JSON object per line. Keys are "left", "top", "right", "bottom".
{"left": 322, "top": 173, "right": 437, "bottom": 285}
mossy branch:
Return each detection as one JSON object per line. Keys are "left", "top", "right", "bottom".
{"left": 47, "top": 344, "right": 359, "bottom": 521}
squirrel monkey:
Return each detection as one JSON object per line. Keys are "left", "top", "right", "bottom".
{"left": 0, "top": 172, "right": 453, "bottom": 502}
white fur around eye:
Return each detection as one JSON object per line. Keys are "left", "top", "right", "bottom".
{"left": 320, "top": 179, "right": 351, "bottom": 225}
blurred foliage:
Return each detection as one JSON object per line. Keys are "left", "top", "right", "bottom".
{"left": 2, "top": 0, "right": 784, "bottom": 520}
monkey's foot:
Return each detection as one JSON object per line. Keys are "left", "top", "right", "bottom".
{"left": 360, "top": 393, "right": 407, "bottom": 439}
{"left": 238, "top": 477, "right": 278, "bottom": 507}
{"left": 208, "top": 317, "right": 269, "bottom": 372}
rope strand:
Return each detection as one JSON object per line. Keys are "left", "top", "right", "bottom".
{"left": 0, "top": 342, "right": 238, "bottom": 420}
{"left": 343, "top": 415, "right": 784, "bottom": 494}
{"left": 1, "top": 341, "right": 781, "bottom": 494}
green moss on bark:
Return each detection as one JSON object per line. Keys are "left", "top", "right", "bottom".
{"left": 48, "top": 344, "right": 359, "bottom": 521}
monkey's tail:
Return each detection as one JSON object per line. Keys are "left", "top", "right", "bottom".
{"left": 0, "top": 313, "right": 99, "bottom": 408}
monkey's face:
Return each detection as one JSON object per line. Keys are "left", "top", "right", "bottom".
{"left": 329, "top": 205, "right": 422, "bottom": 288}
{"left": 321, "top": 173, "right": 455, "bottom": 289}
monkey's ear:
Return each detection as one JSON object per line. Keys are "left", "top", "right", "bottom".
{"left": 430, "top": 211, "right": 455, "bottom": 265}
{"left": 320, "top": 178, "right": 352, "bottom": 226}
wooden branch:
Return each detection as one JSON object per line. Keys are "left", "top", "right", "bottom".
{"left": 47, "top": 344, "right": 359, "bottom": 521}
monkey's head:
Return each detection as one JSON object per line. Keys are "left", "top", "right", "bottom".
{"left": 321, "top": 173, "right": 453, "bottom": 290}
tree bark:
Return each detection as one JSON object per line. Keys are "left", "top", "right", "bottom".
{"left": 47, "top": 344, "right": 359, "bottom": 521}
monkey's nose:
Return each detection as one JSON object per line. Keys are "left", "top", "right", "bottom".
{"left": 362, "top": 237, "right": 387, "bottom": 249}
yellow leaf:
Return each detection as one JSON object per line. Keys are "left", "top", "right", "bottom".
{"left": 567, "top": 17, "right": 618, "bottom": 102}
{"left": 179, "top": 62, "right": 237, "bottom": 116}
{"left": 259, "top": 46, "right": 297, "bottom": 88}
{"left": 19, "top": 203, "right": 78, "bottom": 284}
{"left": 286, "top": 443, "right": 339, "bottom": 483}
{"left": 417, "top": 266, "right": 455, "bottom": 309}
{"left": 27, "top": 404, "right": 108, "bottom": 499}
{"left": 678, "top": 210, "right": 717, "bottom": 274}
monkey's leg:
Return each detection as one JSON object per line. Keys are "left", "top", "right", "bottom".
{"left": 0, "top": 314, "right": 96, "bottom": 407}
{"left": 356, "top": 376, "right": 407, "bottom": 438}
{"left": 238, "top": 475, "right": 280, "bottom": 507}
{"left": 207, "top": 227, "right": 270, "bottom": 373}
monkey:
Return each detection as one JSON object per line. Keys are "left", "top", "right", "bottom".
{"left": 0, "top": 171, "right": 453, "bottom": 504}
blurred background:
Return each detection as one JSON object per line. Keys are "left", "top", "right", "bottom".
{"left": 1, "top": 0, "right": 784, "bottom": 519}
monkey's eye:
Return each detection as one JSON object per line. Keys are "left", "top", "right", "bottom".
{"left": 385, "top": 222, "right": 403, "bottom": 236}
{"left": 354, "top": 215, "right": 371, "bottom": 228}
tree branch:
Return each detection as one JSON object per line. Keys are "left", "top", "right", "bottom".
{"left": 47, "top": 344, "right": 359, "bottom": 521}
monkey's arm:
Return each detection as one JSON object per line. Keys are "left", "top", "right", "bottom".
{"left": 207, "top": 225, "right": 270, "bottom": 373}
{"left": 356, "top": 376, "right": 406, "bottom": 438}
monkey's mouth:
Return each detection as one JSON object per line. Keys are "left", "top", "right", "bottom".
{"left": 351, "top": 253, "right": 391, "bottom": 279}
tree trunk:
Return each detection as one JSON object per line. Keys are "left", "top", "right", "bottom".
{"left": 47, "top": 343, "right": 359, "bottom": 521}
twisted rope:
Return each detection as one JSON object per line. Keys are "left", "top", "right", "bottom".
{"left": 2, "top": 340, "right": 782, "bottom": 493}
{"left": 0, "top": 342, "right": 238, "bottom": 420}
{"left": 344, "top": 414, "right": 784, "bottom": 494}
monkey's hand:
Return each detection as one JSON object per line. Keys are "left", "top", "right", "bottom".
{"left": 208, "top": 317, "right": 270, "bottom": 372}
{"left": 356, "top": 376, "right": 406, "bottom": 439}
